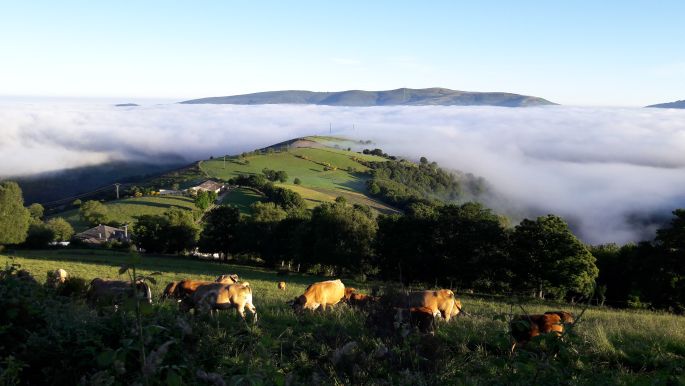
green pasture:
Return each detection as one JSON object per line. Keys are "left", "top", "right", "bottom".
{"left": 3, "top": 248, "right": 685, "bottom": 384}
{"left": 54, "top": 195, "right": 197, "bottom": 231}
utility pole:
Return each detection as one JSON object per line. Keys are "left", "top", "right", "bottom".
{"left": 223, "top": 155, "right": 226, "bottom": 169}
{"left": 114, "top": 183, "right": 120, "bottom": 199}
{"left": 329, "top": 123, "right": 332, "bottom": 135}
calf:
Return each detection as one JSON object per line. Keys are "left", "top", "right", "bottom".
{"left": 172, "top": 274, "right": 240, "bottom": 300}
{"left": 344, "top": 288, "right": 379, "bottom": 307}
{"left": 46, "top": 269, "right": 68, "bottom": 288}
{"left": 510, "top": 311, "right": 574, "bottom": 347}
{"left": 278, "top": 281, "right": 286, "bottom": 291}
{"left": 292, "top": 279, "right": 345, "bottom": 311}
{"left": 87, "top": 278, "right": 152, "bottom": 307}
{"left": 182, "top": 282, "right": 257, "bottom": 322}
{"left": 404, "top": 290, "right": 463, "bottom": 321}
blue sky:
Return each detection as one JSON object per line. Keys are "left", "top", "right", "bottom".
{"left": 1, "top": 1, "right": 683, "bottom": 106}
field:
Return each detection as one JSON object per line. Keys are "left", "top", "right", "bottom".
{"left": 221, "top": 187, "right": 264, "bottom": 214}
{"left": 54, "top": 195, "right": 197, "bottom": 231}
{"left": 3, "top": 249, "right": 685, "bottom": 384}
{"left": 199, "top": 142, "right": 396, "bottom": 214}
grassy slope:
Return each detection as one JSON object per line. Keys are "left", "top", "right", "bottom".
{"left": 4, "top": 249, "right": 685, "bottom": 383}
{"left": 55, "top": 196, "right": 197, "bottom": 231}
{"left": 200, "top": 144, "right": 398, "bottom": 214}
{"left": 221, "top": 187, "right": 264, "bottom": 214}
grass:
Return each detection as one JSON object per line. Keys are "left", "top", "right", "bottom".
{"left": 54, "top": 195, "right": 197, "bottom": 231}
{"left": 200, "top": 142, "right": 396, "bottom": 214}
{"left": 4, "top": 248, "right": 685, "bottom": 384}
{"left": 221, "top": 187, "right": 264, "bottom": 214}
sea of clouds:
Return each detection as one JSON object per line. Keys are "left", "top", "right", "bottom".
{"left": 1, "top": 102, "right": 684, "bottom": 244}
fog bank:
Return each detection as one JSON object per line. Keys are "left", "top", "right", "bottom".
{"left": 1, "top": 102, "right": 684, "bottom": 244}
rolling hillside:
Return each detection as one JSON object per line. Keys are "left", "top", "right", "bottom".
{"left": 199, "top": 137, "right": 399, "bottom": 213}
{"left": 181, "top": 87, "right": 556, "bottom": 107}
{"left": 645, "top": 99, "right": 685, "bottom": 109}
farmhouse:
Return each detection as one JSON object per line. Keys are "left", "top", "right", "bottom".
{"left": 74, "top": 224, "right": 130, "bottom": 245}
{"left": 189, "top": 180, "right": 224, "bottom": 194}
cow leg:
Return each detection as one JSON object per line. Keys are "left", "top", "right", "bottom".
{"left": 246, "top": 303, "right": 258, "bottom": 323}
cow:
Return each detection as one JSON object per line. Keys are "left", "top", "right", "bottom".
{"left": 403, "top": 289, "right": 463, "bottom": 321}
{"left": 181, "top": 282, "right": 257, "bottom": 322}
{"left": 87, "top": 278, "right": 152, "bottom": 308}
{"left": 161, "top": 281, "right": 179, "bottom": 299}
{"left": 510, "top": 311, "right": 574, "bottom": 349}
{"left": 292, "top": 279, "right": 346, "bottom": 311}
{"left": 46, "top": 269, "right": 68, "bottom": 288}
{"left": 343, "top": 288, "right": 379, "bottom": 308}
{"left": 172, "top": 274, "right": 240, "bottom": 300}
{"left": 278, "top": 281, "right": 286, "bottom": 291}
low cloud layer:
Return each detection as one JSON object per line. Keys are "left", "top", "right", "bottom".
{"left": 2, "top": 102, "right": 684, "bottom": 244}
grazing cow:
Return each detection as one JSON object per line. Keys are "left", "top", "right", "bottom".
{"left": 510, "top": 311, "right": 574, "bottom": 346}
{"left": 172, "top": 274, "right": 240, "bottom": 300}
{"left": 404, "top": 290, "right": 463, "bottom": 321}
{"left": 278, "top": 281, "right": 286, "bottom": 291}
{"left": 46, "top": 269, "right": 68, "bottom": 287}
{"left": 393, "top": 306, "right": 437, "bottom": 334}
{"left": 344, "top": 288, "right": 380, "bottom": 307}
{"left": 161, "top": 281, "right": 179, "bottom": 299}
{"left": 87, "top": 278, "right": 152, "bottom": 307}
{"left": 292, "top": 279, "right": 346, "bottom": 311}
{"left": 181, "top": 282, "right": 257, "bottom": 322}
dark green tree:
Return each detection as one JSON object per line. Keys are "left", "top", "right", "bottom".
{"left": 198, "top": 205, "right": 241, "bottom": 261}
{"left": 79, "top": 200, "right": 109, "bottom": 226}
{"left": 511, "top": 215, "right": 598, "bottom": 299}
{"left": 0, "top": 181, "right": 30, "bottom": 245}
{"left": 45, "top": 217, "right": 74, "bottom": 242}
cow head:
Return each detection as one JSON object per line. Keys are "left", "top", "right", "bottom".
{"left": 451, "top": 298, "right": 464, "bottom": 318}
{"left": 344, "top": 287, "right": 357, "bottom": 301}
{"left": 216, "top": 274, "right": 240, "bottom": 284}
{"left": 136, "top": 281, "right": 153, "bottom": 304}
{"left": 290, "top": 295, "right": 307, "bottom": 311}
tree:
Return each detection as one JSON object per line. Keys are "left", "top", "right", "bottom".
{"left": 28, "top": 203, "right": 44, "bottom": 221}
{"left": 79, "top": 200, "right": 109, "bottom": 226}
{"left": 293, "top": 178, "right": 301, "bottom": 185}
{"left": 275, "top": 170, "right": 288, "bottom": 183}
{"left": 420, "top": 156, "right": 428, "bottom": 164}
{"left": 194, "top": 190, "right": 217, "bottom": 211}
{"left": 24, "top": 223, "right": 55, "bottom": 248}
{"left": 0, "top": 181, "right": 30, "bottom": 245}
{"left": 45, "top": 217, "right": 74, "bottom": 242}
{"left": 164, "top": 208, "right": 200, "bottom": 254}
{"left": 133, "top": 214, "right": 170, "bottom": 253}
{"left": 306, "top": 201, "right": 378, "bottom": 272}
{"left": 511, "top": 215, "right": 598, "bottom": 299}
{"left": 72, "top": 199, "right": 82, "bottom": 207}
{"left": 198, "top": 205, "right": 242, "bottom": 260}
{"left": 251, "top": 202, "right": 287, "bottom": 223}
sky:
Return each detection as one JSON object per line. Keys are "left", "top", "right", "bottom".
{"left": 1, "top": 1, "right": 684, "bottom": 106}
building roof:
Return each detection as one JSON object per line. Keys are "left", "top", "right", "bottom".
{"left": 192, "top": 180, "right": 223, "bottom": 191}
{"left": 74, "top": 224, "right": 128, "bottom": 242}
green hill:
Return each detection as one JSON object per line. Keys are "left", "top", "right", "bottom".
{"left": 181, "top": 87, "right": 556, "bottom": 107}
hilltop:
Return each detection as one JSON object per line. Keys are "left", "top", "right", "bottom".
{"left": 645, "top": 100, "right": 685, "bottom": 109}
{"left": 180, "top": 87, "right": 556, "bottom": 107}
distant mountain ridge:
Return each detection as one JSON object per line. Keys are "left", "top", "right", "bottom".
{"left": 645, "top": 100, "right": 685, "bottom": 109}
{"left": 180, "top": 87, "right": 556, "bottom": 107}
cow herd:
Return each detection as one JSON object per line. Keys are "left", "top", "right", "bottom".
{"left": 42, "top": 269, "right": 574, "bottom": 347}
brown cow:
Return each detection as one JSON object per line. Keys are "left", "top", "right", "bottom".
{"left": 510, "top": 311, "right": 574, "bottom": 347}
{"left": 172, "top": 274, "right": 240, "bottom": 300}
{"left": 161, "top": 281, "right": 179, "bottom": 299}
{"left": 181, "top": 282, "right": 257, "bottom": 322}
{"left": 404, "top": 290, "right": 462, "bottom": 321}
{"left": 278, "top": 281, "right": 286, "bottom": 291}
{"left": 344, "top": 288, "right": 379, "bottom": 307}
{"left": 87, "top": 278, "right": 152, "bottom": 307}
{"left": 292, "top": 279, "right": 345, "bottom": 311}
